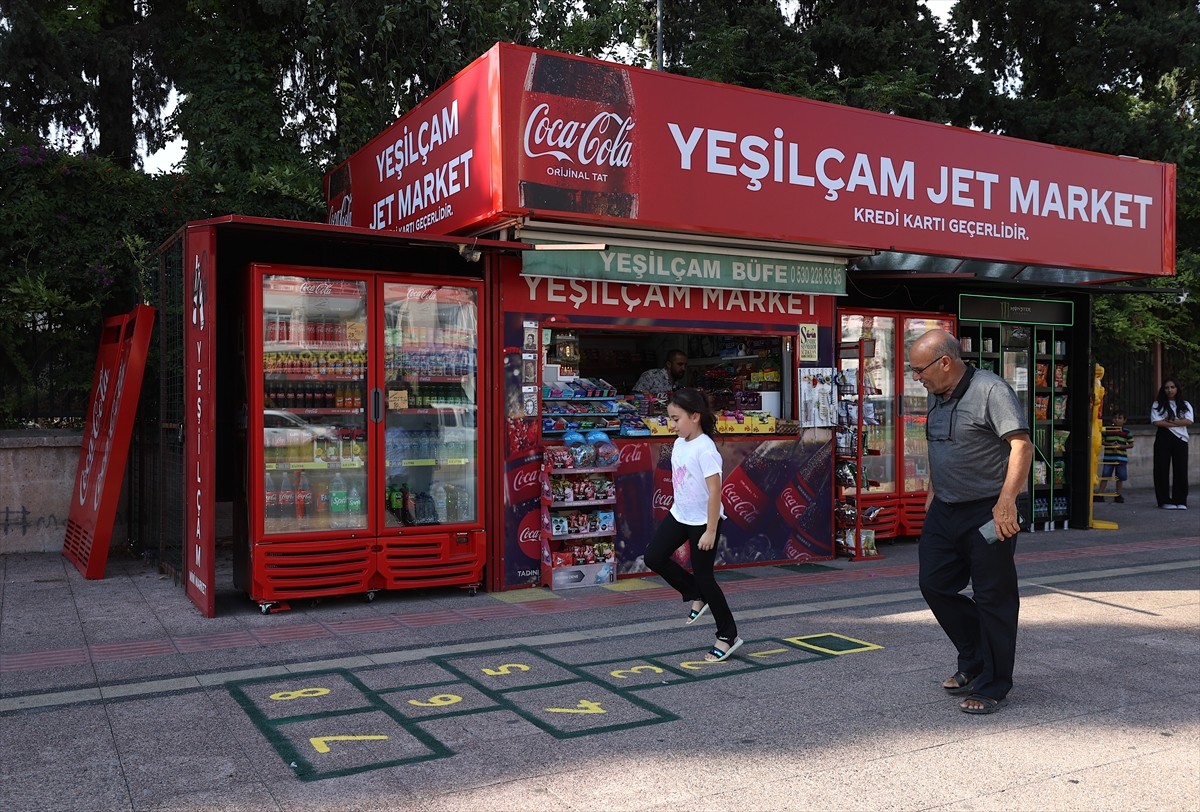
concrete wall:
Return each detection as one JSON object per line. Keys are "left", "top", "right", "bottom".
{"left": 0, "top": 431, "right": 110, "bottom": 554}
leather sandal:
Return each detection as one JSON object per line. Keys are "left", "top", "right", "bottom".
{"left": 943, "top": 671, "right": 979, "bottom": 696}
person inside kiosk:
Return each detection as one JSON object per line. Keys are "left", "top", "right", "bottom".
{"left": 633, "top": 350, "right": 689, "bottom": 394}
{"left": 545, "top": 330, "right": 788, "bottom": 415}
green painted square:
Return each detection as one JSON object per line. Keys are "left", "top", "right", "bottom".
{"left": 501, "top": 681, "right": 676, "bottom": 738}
{"left": 378, "top": 683, "right": 499, "bottom": 719}
{"left": 273, "top": 709, "right": 450, "bottom": 780}
{"left": 229, "top": 670, "right": 372, "bottom": 721}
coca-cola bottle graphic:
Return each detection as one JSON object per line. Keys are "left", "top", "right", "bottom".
{"left": 519, "top": 52, "right": 639, "bottom": 218}
{"left": 720, "top": 439, "right": 800, "bottom": 534}
{"left": 325, "top": 161, "right": 353, "bottom": 226}
{"left": 615, "top": 441, "right": 654, "bottom": 573}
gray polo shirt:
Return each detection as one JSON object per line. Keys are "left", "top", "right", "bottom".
{"left": 927, "top": 366, "right": 1029, "bottom": 503}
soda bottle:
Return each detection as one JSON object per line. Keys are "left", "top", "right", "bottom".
{"left": 314, "top": 479, "right": 330, "bottom": 529}
{"left": 264, "top": 471, "right": 279, "bottom": 533}
{"left": 720, "top": 439, "right": 800, "bottom": 534}
{"left": 329, "top": 472, "right": 348, "bottom": 529}
{"left": 294, "top": 472, "right": 312, "bottom": 529}
{"left": 518, "top": 52, "right": 639, "bottom": 218}
{"left": 277, "top": 473, "right": 295, "bottom": 532}
{"left": 347, "top": 478, "right": 364, "bottom": 528}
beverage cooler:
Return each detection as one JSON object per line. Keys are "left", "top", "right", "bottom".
{"left": 239, "top": 265, "right": 485, "bottom": 612}
{"left": 838, "top": 310, "right": 956, "bottom": 540}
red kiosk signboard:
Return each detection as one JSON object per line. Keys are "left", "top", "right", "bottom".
{"left": 329, "top": 42, "right": 1175, "bottom": 278}
{"left": 64, "top": 304, "right": 156, "bottom": 580}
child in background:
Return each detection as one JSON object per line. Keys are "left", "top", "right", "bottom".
{"left": 1096, "top": 411, "right": 1134, "bottom": 503}
{"left": 643, "top": 388, "right": 743, "bottom": 662}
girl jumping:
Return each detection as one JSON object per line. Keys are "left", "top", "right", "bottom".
{"left": 644, "top": 387, "right": 743, "bottom": 662}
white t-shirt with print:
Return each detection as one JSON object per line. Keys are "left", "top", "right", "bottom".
{"left": 1151, "top": 399, "right": 1193, "bottom": 442}
{"left": 669, "top": 433, "right": 726, "bottom": 526}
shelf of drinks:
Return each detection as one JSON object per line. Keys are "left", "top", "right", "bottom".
{"left": 388, "top": 374, "right": 477, "bottom": 384}
{"left": 550, "top": 530, "right": 617, "bottom": 541}
{"left": 265, "top": 341, "right": 367, "bottom": 353}
{"left": 267, "top": 372, "right": 362, "bottom": 382}
{"left": 266, "top": 407, "right": 363, "bottom": 417}
{"left": 549, "top": 466, "right": 618, "bottom": 475}
{"left": 550, "top": 498, "right": 616, "bottom": 509}
{"left": 266, "top": 461, "right": 366, "bottom": 471}
{"left": 388, "top": 406, "right": 477, "bottom": 415}
{"left": 388, "top": 458, "right": 470, "bottom": 470}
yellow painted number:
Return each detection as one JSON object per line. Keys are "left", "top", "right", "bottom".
{"left": 749, "top": 648, "right": 789, "bottom": 658}
{"left": 545, "top": 699, "right": 606, "bottom": 714}
{"left": 309, "top": 735, "right": 388, "bottom": 754}
{"left": 481, "top": 663, "right": 531, "bottom": 676}
{"left": 269, "top": 687, "right": 330, "bottom": 701}
{"left": 610, "top": 665, "right": 665, "bottom": 679}
{"left": 407, "top": 693, "right": 463, "bottom": 707}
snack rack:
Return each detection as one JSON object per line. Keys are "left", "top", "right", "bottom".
{"left": 834, "top": 340, "right": 885, "bottom": 559}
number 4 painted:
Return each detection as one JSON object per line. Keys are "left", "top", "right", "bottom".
{"left": 309, "top": 735, "right": 388, "bottom": 754}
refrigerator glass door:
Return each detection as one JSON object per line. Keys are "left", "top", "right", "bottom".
{"left": 840, "top": 314, "right": 896, "bottom": 493}
{"left": 381, "top": 283, "right": 479, "bottom": 528}
{"left": 900, "top": 316, "right": 956, "bottom": 493}
{"left": 261, "top": 275, "right": 369, "bottom": 534}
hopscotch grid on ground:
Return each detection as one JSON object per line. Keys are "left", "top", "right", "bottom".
{"left": 227, "top": 632, "right": 881, "bottom": 780}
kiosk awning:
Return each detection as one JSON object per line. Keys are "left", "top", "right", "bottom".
{"left": 848, "top": 250, "right": 1160, "bottom": 288}
{"left": 516, "top": 221, "right": 857, "bottom": 296}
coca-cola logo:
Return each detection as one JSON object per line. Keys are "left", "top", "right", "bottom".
{"left": 652, "top": 488, "right": 674, "bottom": 511}
{"left": 619, "top": 442, "right": 650, "bottom": 470}
{"left": 406, "top": 287, "right": 437, "bottom": 302}
{"left": 721, "top": 481, "right": 759, "bottom": 527}
{"left": 506, "top": 457, "right": 541, "bottom": 503}
{"left": 328, "top": 194, "right": 352, "bottom": 227}
{"left": 516, "top": 508, "right": 542, "bottom": 561}
{"left": 778, "top": 487, "right": 808, "bottom": 524}
{"left": 512, "top": 469, "right": 540, "bottom": 491}
{"left": 523, "top": 103, "right": 635, "bottom": 168}
{"left": 300, "top": 281, "right": 334, "bottom": 296}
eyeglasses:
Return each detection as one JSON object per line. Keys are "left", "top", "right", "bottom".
{"left": 909, "top": 355, "right": 946, "bottom": 377}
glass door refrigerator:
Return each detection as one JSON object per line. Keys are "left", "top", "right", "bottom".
{"left": 241, "top": 265, "right": 484, "bottom": 613}
{"left": 839, "top": 310, "right": 956, "bottom": 541}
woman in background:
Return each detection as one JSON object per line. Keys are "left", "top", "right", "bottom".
{"left": 1150, "top": 378, "right": 1192, "bottom": 510}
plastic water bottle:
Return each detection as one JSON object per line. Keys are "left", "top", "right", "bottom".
{"left": 431, "top": 482, "right": 447, "bottom": 523}
{"left": 329, "top": 472, "right": 348, "bottom": 529}
{"left": 347, "top": 478, "right": 363, "bottom": 527}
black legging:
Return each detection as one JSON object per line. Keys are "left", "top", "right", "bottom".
{"left": 1153, "top": 428, "right": 1189, "bottom": 507}
{"left": 644, "top": 514, "right": 737, "bottom": 642}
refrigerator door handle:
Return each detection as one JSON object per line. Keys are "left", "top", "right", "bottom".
{"left": 370, "top": 388, "right": 383, "bottom": 423}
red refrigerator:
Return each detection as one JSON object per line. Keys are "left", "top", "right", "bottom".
{"left": 239, "top": 264, "right": 486, "bottom": 612}
{"left": 838, "top": 310, "right": 956, "bottom": 540}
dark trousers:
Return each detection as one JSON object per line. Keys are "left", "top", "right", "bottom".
{"left": 1153, "top": 429, "right": 1189, "bottom": 507}
{"left": 918, "top": 498, "right": 1019, "bottom": 701}
{"left": 644, "top": 514, "right": 737, "bottom": 642}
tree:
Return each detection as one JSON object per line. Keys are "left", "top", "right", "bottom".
{"left": 0, "top": 0, "right": 183, "bottom": 168}
{"left": 949, "top": 0, "right": 1200, "bottom": 357}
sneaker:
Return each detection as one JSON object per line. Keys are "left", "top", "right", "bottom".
{"left": 1177, "top": 504, "right": 1188, "bottom": 510}
{"left": 1160, "top": 504, "right": 1178, "bottom": 510}
{"left": 1114, "top": 495, "right": 1124, "bottom": 503}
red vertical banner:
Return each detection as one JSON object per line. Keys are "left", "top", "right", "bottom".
{"left": 63, "top": 304, "right": 156, "bottom": 579}
{"left": 185, "top": 230, "right": 216, "bottom": 616}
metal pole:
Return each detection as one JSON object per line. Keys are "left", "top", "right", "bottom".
{"left": 657, "top": 0, "right": 663, "bottom": 70}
